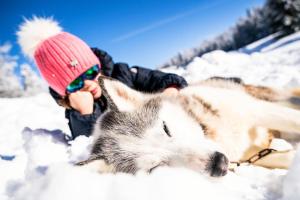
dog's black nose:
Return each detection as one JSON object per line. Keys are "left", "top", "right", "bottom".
{"left": 209, "top": 151, "right": 229, "bottom": 177}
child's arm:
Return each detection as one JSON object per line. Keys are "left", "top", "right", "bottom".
{"left": 91, "top": 48, "right": 188, "bottom": 93}
{"left": 91, "top": 48, "right": 114, "bottom": 76}
{"left": 134, "top": 66, "right": 188, "bottom": 92}
{"left": 112, "top": 63, "right": 188, "bottom": 93}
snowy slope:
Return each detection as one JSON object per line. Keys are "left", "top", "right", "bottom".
{"left": 1, "top": 32, "right": 300, "bottom": 200}
{"left": 162, "top": 31, "right": 300, "bottom": 88}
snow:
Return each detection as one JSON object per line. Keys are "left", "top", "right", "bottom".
{"left": 162, "top": 31, "right": 300, "bottom": 88}
{"left": 239, "top": 33, "right": 280, "bottom": 54}
{"left": 2, "top": 32, "right": 300, "bottom": 200}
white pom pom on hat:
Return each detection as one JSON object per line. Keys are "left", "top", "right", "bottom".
{"left": 17, "top": 16, "right": 63, "bottom": 60}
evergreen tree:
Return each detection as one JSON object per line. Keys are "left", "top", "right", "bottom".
{"left": 0, "top": 43, "right": 23, "bottom": 97}
{"left": 21, "top": 64, "right": 46, "bottom": 96}
{"left": 265, "top": 0, "right": 300, "bottom": 35}
{"left": 0, "top": 43, "right": 45, "bottom": 97}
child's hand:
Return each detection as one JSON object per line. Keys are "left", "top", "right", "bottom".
{"left": 67, "top": 80, "right": 102, "bottom": 115}
{"left": 163, "top": 87, "right": 179, "bottom": 96}
{"left": 68, "top": 91, "right": 94, "bottom": 115}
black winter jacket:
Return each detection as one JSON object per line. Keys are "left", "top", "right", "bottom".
{"left": 49, "top": 48, "right": 188, "bottom": 139}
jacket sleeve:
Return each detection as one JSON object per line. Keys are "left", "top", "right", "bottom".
{"left": 49, "top": 87, "right": 99, "bottom": 139}
{"left": 130, "top": 66, "right": 188, "bottom": 93}
{"left": 91, "top": 48, "right": 114, "bottom": 77}
{"left": 91, "top": 47, "right": 188, "bottom": 93}
{"left": 65, "top": 103, "right": 102, "bottom": 139}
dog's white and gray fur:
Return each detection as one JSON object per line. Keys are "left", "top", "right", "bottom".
{"left": 78, "top": 77, "right": 300, "bottom": 177}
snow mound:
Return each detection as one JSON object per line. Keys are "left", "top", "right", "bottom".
{"left": 1, "top": 127, "right": 299, "bottom": 200}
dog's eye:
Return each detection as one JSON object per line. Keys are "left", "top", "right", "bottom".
{"left": 149, "top": 162, "right": 168, "bottom": 173}
{"left": 163, "top": 121, "right": 171, "bottom": 137}
{"left": 149, "top": 164, "right": 160, "bottom": 173}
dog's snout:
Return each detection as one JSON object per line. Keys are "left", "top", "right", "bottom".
{"left": 209, "top": 151, "right": 229, "bottom": 177}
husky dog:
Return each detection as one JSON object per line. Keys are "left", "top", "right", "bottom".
{"left": 78, "top": 77, "right": 300, "bottom": 177}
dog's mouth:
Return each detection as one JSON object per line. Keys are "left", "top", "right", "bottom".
{"left": 207, "top": 151, "right": 229, "bottom": 177}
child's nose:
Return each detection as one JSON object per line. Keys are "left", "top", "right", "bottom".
{"left": 84, "top": 79, "right": 93, "bottom": 84}
{"left": 83, "top": 80, "right": 95, "bottom": 88}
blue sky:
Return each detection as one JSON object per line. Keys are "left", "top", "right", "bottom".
{"left": 1, "top": 0, "right": 264, "bottom": 69}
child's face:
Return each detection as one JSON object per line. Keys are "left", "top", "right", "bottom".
{"left": 66, "top": 73, "right": 102, "bottom": 99}
{"left": 65, "top": 65, "right": 102, "bottom": 97}
{"left": 79, "top": 73, "right": 102, "bottom": 99}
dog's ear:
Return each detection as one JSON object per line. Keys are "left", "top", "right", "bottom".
{"left": 98, "top": 76, "right": 146, "bottom": 112}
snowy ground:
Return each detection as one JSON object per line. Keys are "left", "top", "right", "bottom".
{"left": 1, "top": 32, "right": 300, "bottom": 200}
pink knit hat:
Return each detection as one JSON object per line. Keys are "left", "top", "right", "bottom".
{"left": 17, "top": 17, "right": 100, "bottom": 96}
{"left": 34, "top": 32, "right": 100, "bottom": 96}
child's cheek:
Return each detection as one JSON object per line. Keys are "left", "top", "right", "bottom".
{"left": 92, "top": 85, "right": 102, "bottom": 99}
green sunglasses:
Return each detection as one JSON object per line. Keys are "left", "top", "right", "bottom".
{"left": 66, "top": 65, "right": 100, "bottom": 93}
